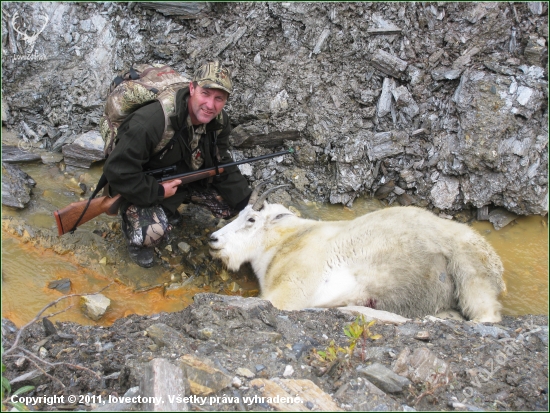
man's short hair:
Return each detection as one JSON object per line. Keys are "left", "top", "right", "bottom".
{"left": 193, "top": 61, "right": 233, "bottom": 95}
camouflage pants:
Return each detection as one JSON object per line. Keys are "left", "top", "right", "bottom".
{"left": 122, "top": 188, "right": 237, "bottom": 248}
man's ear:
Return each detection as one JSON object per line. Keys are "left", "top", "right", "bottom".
{"left": 189, "top": 82, "right": 195, "bottom": 96}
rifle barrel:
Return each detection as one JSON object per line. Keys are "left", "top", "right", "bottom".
{"left": 54, "top": 148, "right": 294, "bottom": 235}
{"left": 158, "top": 148, "right": 293, "bottom": 182}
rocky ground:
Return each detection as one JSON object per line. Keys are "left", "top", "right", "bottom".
{"left": 1, "top": 293, "right": 548, "bottom": 412}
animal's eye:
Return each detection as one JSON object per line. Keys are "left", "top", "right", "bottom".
{"left": 248, "top": 218, "right": 255, "bottom": 223}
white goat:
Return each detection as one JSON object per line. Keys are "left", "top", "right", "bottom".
{"left": 209, "top": 187, "right": 506, "bottom": 322}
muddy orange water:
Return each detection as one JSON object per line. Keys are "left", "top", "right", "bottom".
{"left": 471, "top": 216, "right": 548, "bottom": 316}
{"left": 1, "top": 232, "right": 205, "bottom": 327}
{"left": 2, "top": 195, "right": 548, "bottom": 327}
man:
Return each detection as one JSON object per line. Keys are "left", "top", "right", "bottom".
{"left": 103, "top": 61, "right": 251, "bottom": 268}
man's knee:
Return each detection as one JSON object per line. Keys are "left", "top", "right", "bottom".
{"left": 122, "top": 205, "right": 170, "bottom": 247}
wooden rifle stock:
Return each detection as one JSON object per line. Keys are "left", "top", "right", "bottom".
{"left": 54, "top": 194, "right": 122, "bottom": 236}
{"left": 53, "top": 148, "right": 293, "bottom": 236}
{"left": 53, "top": 168, "right": 223, "bottom": 236}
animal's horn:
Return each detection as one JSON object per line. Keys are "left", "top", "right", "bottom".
{"left": 252, "top": 185, "right": 291, "bottom": 211}
{"left": 248, "top": 180, "right": 272, "bottom": 206}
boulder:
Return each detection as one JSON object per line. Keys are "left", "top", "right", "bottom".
{"left": 80, "top": 294, "right": 111, "bottom": 321}
{"left": 1, "top": 162, "right": 36, "bottom": 209}
{"left": 393, "top": 347, "right": 451, "bottom": 387}
{"left": 146, "top": 323, "right": 184, "bottom": 348}
{"left": 177, "top": 354, "right": 232, "bottom": 396}
{"left": 62, "top": 130, "right": 105, "bottom": 168}
{"left": 357, "top": 362, "right": 411, "bottom": 393}
{"left": 2, "top": 146, "right": 41, "bottom": 163}
{"left": 140, "top": 358, "right": 189, "bottom": 411}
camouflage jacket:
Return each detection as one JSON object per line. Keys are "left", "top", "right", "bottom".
{"left": 103, "top": 87, "right": 251, "bottom": 214}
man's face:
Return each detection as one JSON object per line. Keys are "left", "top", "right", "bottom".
{"left": 188, "top": 83, "right": 228, "bottom": 125}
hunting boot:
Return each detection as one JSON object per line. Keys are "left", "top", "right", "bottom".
{"left": 121, "top": 218, "right": 155, "bottom": 268}
{"left": 127, "top": 245, "right": 155, "bottom": 268}
{"left": 164, "top": 208, "right": 182, "bottom": 226}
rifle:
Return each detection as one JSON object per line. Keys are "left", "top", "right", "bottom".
{"left": 53, "top": 148, "right": 293, "bottom": 236}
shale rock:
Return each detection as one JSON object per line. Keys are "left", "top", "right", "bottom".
{"left": 2, "top": 146, "right": 41, "bottom": 163}
{"left": 146, "top": 323, "right": 184, "bottom": 349}
{"left": 48, "top": 278, "right": 71, "bottom": 294}
{"left": 62, "top": 130, "right": 105, "bottom": 168}
{"left": 1, "top": 162, "right": 36, "bottom": 209}
{"left": 251, "top": 378, "right": 343, "bottom": 411}
{"left": 488, "top": 207, "right": 519, "bottom": 230}
{"left": 177, "top": 354, "right": 232, "bottom": 396}
{"left": 1, "top": 297, "right": 548, "bottom": 412}
{"left": 393, "top": 347, "right": 451, "bottom": 386}
{"left": 357, "top": 362, "right": 411, "bottom": 393}
{"left": 1, "top": 2, "right": 547, "bottom": 217}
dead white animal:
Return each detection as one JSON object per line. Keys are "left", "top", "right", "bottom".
{"left": 209, "top": 186, "right": 506, "bottom": 322}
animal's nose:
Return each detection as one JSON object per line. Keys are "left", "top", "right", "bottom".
{"left": 209, "top": 234, "right": 218, "bottom": 243}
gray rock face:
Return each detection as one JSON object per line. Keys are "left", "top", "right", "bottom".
{"left": 366, "top": 130, "right": 408, "bottom": 162}
{"left": 1, "top": 2, "right": 547, "bottom": 216}
{"left": 1, "top": 101, "right": 9, "bottom": 123}
{"left": 371, "top": 49, "right": 408, "bottom": 79}
{"left": 2, "top": 146, "right": 42, "bottom": 163}
{"left": 430, "top": 175, "right": 460, "bottom": 210}
{"left": 488, "top": 208, "right": 519, "bottom": 230}
{"left": 140, "top": 2, "right": 210, "bottom": 18}
{"left": 62, "top": 130, "right": 105, "bottom": 168}
{"left": 1, "top": 162, "right": 36, "bottom": 208}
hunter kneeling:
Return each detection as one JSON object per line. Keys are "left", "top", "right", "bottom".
{"left": 103, "top": 61, "right": 251, "bottom": 268}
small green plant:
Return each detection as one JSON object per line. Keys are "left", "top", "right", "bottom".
{"left": 1, "top": 345, "right": 34, "bottom": 412}
{"left": 313, "top": 315, "right": 383, "bottom": 363}
{"left": 343, "top": 315, "right": 382, "bottom": 361}
{"left": 314, "top": 340, "right": 348, "bottom": 362}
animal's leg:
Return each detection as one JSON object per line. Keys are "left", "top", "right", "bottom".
{"left": 260, "top": 290, "right": 307, "bottom": 311}
{"left": 455, "top": 273, "right": 503, "bottom": 323}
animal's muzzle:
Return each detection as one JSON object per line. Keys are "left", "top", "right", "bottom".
{"left": 208, "top": 234, "right": 220, "bottom": 251}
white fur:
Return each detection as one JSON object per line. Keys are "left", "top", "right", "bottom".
{"left": 209, "top": 204, "right": 506, "bottom": 322}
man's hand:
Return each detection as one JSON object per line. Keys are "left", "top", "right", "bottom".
{"left": 161, "top": 179, "right": 182, "bottom": 198}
